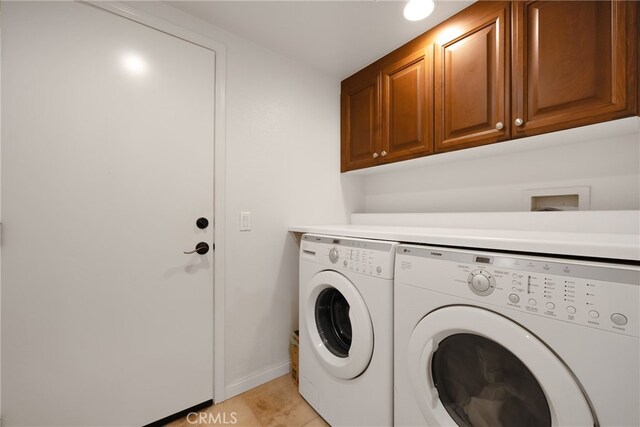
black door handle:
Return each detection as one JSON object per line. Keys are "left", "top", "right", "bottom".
{"left": 184, "top": 242, "right": 210, "bottom": 255}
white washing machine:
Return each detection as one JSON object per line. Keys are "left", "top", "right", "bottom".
{"left": 299, "top": 234, "right": 398, "bottom": 426}
{"left": 394, "top": 244, "right": 640, "bottom": 427}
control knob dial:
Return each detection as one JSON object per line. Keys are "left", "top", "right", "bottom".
{"left": 329, "top": 247, "right": 339, "bottom": 264}
{"left": 468, "top": 270, "right": 496, "bottom": 296}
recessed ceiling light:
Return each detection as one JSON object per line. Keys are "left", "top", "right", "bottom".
{"left": 121, "top": 52, "right": 148, "bottom": 76}
{"left": 404, "top": 0, "right": 435, "bottom": 21}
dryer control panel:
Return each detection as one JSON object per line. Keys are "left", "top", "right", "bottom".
{"left": 301, "top": 234, "right": 398, "bottom": 279}
{"left": 396, "top": 245, "right": 640, "bottom": 337}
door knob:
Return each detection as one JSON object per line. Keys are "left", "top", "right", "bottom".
{"left": 495, "top": 122, "right": 504, "bottom": 130}
{"left": 184, "top": 242, "right": 210, "bottom": 255}
{"left": 196, "top": 217, "right": 209, "bottom": 229}
{"left": 514, "top": 118, "right": 524, "bottom": 127}
{"left": 381, "top": 151, "right": 388, "bottom": 157}
{"left": 372, "top": 152, "right": 379, "bottom": 159}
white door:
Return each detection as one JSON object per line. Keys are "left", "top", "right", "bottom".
{"left": 407, "top": 306, "right": 593, "bottom": 427}
{"left": 1, "top": 2, "right": 215, "bottom": 426}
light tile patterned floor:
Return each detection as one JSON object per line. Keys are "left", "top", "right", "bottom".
{"left": 168, "top": 375, "right": 329, "bottom": 427}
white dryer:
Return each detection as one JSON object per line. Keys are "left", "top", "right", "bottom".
{"left": 299, "top": 234, "right": 398, "bottom": 426}
{"left": 394, "top": 244, "right": 639, "bottom": 427}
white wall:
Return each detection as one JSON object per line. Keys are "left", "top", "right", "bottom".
{"left": 363, "top": 122, "right": 640, "bottom": 213}
{"left": 122, "top": 2, "right": 364, "bottom": 398}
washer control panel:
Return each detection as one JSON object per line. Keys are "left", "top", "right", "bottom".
{"left": 396, "top": 245, "right": 640, "bottom": 337}
{"left": 302, "top": 234, "right": 398, "bottom": 279}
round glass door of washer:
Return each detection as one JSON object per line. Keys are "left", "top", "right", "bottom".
{"left": 303, "top": 270, "right": 373, "bottom": 379}
{"left": 315, "top": 287, "right": 352, "bottom": 358}
{"left": 431, "top": 333, "right": 550, "bottom": 426}
{"left": 407, "top": 306, "right": 594, "bottom": 426}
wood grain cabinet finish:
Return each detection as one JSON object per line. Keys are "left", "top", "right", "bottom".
{"left": 340, "top": 0, "right": 637, "bottom": 172}
{"left": 341, "top": 72, "right": 381, "bottom": 172}
{"left": 381, "top": 47, "right": 434, "bottom": 162}
{"left": 512, "top": 1, "right": 637, "bottom": 137}
{"left": 434, "top": 2, "right": 510, "bottom": 153}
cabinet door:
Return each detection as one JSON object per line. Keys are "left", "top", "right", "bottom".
{"left": 381, "top": 47, "right": 434, "bottom": 163}
{"left": 512, "top": 1, "right": 637, "bottom": 137}
{"left": 341, "top": 72, "right": 381, "bottom": 172}
{"left": 434, "top": 2, "right": 510, "bottom": 153}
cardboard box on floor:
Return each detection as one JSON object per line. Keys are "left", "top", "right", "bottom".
{"left": 290, "top": 330, "right": 299, "bottom": 385}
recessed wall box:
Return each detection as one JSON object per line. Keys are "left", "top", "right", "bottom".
{"left": 522, "top": 186, "right": 590, "bottom": 211}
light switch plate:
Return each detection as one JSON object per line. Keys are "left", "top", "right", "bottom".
{"left": 240, "top": 212, "right": 251, "bottom": 231}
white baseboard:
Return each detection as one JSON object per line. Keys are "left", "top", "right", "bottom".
{"left": 224, "top": 360, "right": 291, "bottom": 400}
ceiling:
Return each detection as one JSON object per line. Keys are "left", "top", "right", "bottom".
{"left": 167, "top": 1, "right": 474, "bottom": 78}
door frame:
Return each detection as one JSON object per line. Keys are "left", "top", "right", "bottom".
{"left": 81, "top": 1, "right": 228, "bottom": 403}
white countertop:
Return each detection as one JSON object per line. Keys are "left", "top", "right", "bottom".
{"left": 288, "top": 223, "right": 640, "bottom": 261}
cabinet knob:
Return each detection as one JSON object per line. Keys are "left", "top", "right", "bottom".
{"left": 381, "top": 151, "right": 388, "bottom": 157}
{"left": 372, "top": 152, "right": 379, "bottom": 158}
{"left": 514, "top": 118, "right": 524, "bottom": 127}
{"left": 495, "top": 122, "right": 504, "bottom": 130}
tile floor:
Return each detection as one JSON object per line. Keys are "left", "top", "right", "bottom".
{"left": 168, "top": 375, "right": 329, "bottom": 427}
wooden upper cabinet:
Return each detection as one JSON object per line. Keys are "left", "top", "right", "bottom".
{"left": 512, "top": 1, "right": 637, "bottom": 137}
{"left": 381, "top": 47, "right": 434, "bottom": 162}
{"left": 341, "top": 71, "right": 381, "bottom": 172}
{"left": 434, "top": 2, "right": 510, "bottom": 153}
{"left": 340, "top": 0, "right": 637, "bottom": 172}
